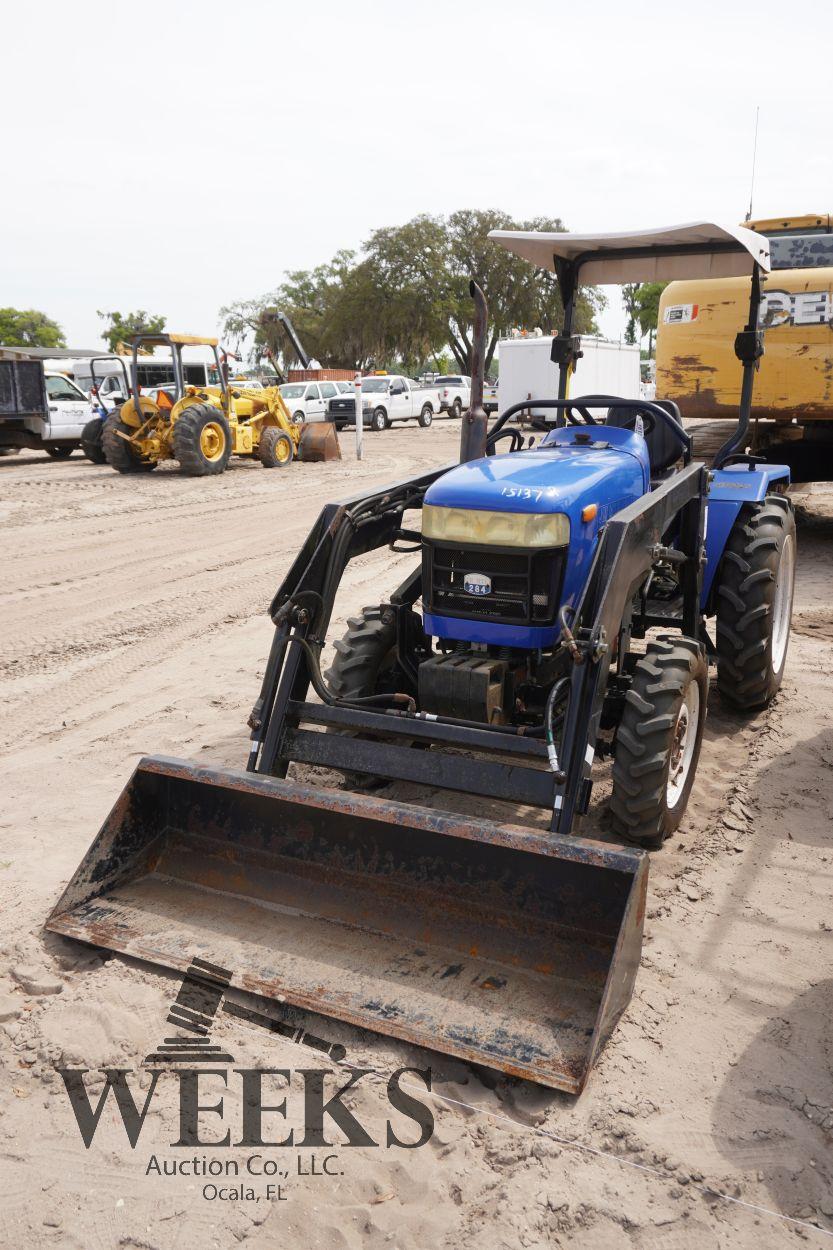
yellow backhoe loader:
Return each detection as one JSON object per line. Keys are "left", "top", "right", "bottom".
{"left": 102, "top": 333, "right": 339, "bottom": 476}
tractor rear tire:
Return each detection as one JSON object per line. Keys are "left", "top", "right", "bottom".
{"left": 173, "top": 404, "right": 232, "bottom": 476}
{"left": 713, "top": 495, "right": 796, "bottom": 711}
{"left": 610, "top": 635, "right": 708, "bottom": 849}
{"left": 81, "top": 418, "right": 107, "bottom": 464}
{"left": 259, "top": 427, "right": 294, "bottom": 468}
{"left": 102, "top": 414, "right": 157, "bottom": 473}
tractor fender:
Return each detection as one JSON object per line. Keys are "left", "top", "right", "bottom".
{"left": 120, "top": 395, "right": 158, "bottom": 429}
{"left": 702, "top": 463, "right": 790, "bottom": 606}
{"left": 170, "top": 393, "right": 212, "bottom": 426}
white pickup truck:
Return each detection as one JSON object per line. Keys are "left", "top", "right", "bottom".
{"left": 435, "top": 374, "right": 471, "bottom": 418}
{"left": 483, "top": 380, "right": 499, "bottom": 414}
{"left": 329, "top": 375, "right": 442, "bottom": 431}
{"left": 0, "top": 361, "right": 93, "bottom": 458}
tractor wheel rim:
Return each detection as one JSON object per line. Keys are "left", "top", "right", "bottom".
{"left": 200, "top": 422, "right": 225, "bottom": 462}
{"left": 771, "top": 532, "right": 795, "bottom": 673}
{"left": 667, "top": 681, "right": 700, "bottom": 809}
{"left": 276, "top": 437, "right": 290, "bottom": 463}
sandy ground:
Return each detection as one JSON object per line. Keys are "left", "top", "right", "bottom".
{"left": 1, "top": 424, "right": 832, "bottom": 1250}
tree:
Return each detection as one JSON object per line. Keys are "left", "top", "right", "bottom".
{"left": 98, "top": 310, "right": 166, "bottom": 353}
{"left": 633, "top": 282, "right": 666, "bottom": 353}
{"left": 621, "top": 284, "right": 640, "bottom": 345}
{"left": 220, "top": 209, "right": 605, "bottom": 376}
{"left": 0, "top": 308, "right": 65, "bottom": 349}
{"left": 621, "top": 283, "right": 667, "bottom": 352}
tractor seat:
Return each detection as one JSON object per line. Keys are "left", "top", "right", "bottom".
{"left": 606, "top": 400, "right": 686, "bottom": 475}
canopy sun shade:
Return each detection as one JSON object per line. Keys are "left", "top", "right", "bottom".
{"left": 488, "top": 221, "right": 771, "bottom": 284}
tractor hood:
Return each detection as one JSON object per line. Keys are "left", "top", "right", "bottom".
{"left": 424, "top": 425, "right": 650, "bottom": 520}
{"left": 421, "top": 426, "right": 650, "bottom": 650}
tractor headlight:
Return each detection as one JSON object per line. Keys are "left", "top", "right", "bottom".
{"left": 422, "top": 505, "right": 570, "bottom": 548}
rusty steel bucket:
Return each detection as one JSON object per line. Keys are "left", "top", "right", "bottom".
{"left": 46, "top": 756, "right": 647, "bottom": 1093}
{"left": 297, "top": 422, "right": 341, "bottom": 462}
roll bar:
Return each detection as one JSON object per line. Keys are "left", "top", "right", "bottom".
{"left": 88, "top": 355, "right": 131, "bottom": 402}
{"left": 484, "top": 223, "right": 770, "bottom": 469}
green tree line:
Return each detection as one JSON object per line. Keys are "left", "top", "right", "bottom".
{"left": 221, "top": 210, "right": 605, "bottom": 376}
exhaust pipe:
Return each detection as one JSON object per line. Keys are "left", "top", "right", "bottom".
{"left": 459, "top": 281, "right": 489, "bottom": 464}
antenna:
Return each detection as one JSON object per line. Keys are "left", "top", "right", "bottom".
{"left": 745, "top": 106, "right": 760, "bottom": 222}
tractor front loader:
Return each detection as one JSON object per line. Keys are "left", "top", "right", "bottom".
{"left": 48, "top": 223, "right": 795, "bottom": 1093}
{"left": 102, "top": 334, "right": 339, "bottom": 476}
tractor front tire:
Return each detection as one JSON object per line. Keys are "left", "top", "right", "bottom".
{"left": 81, "top": 418, "right": 107, "bottom": 464}
{"left": 259, "top": 427, "right": 294, "bottom": 468}
{"left": 714, "top": 495, "right": 796, "bottom": 711}
{"left": 102, "top": 414, "right": 157, "bottom": 473}
{"left": 610, "top": 635, "right": 708, "bottom": 849}
{"left": 173, "top": 404, "right": 232, "bottom": 476}
{"left": 325, "top": 606, "right": 399, "bottom": 699}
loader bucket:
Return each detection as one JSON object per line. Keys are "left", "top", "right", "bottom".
{"left": 297, "top": 422, "right": 341, "bottom": 462}
{"left": 46, "top": 757, "right": 648, "bottom": 1093}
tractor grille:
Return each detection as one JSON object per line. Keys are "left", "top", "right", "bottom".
{"left": 423, "top": 540, "right": 565, "bottom": 627}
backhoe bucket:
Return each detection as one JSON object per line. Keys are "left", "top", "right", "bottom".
{"left": 46, "top": 756, "right": 647, "bottom": 1093}
{"left": 297, "top": 422, "right": 341, "bottom": 462}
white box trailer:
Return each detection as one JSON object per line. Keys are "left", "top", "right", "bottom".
{"left": 497, "top": 335, "right": 640, "bottom": 418}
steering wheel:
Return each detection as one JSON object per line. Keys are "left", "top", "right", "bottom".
{"left": 486, "top": 395, "right": 691, "bottom": 464}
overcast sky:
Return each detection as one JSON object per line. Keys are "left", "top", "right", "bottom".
{"left": 4, "top": 0, "right": 831, "bottom": 352}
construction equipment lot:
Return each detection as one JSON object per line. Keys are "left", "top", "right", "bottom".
{"left": 2, "top": 425, "right": 832, "bottom": 1248}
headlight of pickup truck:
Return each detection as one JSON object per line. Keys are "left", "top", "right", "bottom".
{"left": 422, "top": 505, "right": 569, "bottom": 548}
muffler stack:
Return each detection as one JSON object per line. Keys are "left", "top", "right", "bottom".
{"left": 47, "top": 756, "right": 647, "bottom": 1092}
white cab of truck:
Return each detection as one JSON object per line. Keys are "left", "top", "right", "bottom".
{"left": 330, "top": 375, "right": 441, "bottom": 431}
{"left": 45, "top": 371, "right": 93, "bottom": 435}
{"left": 435, "top": 374, "right": 471, "bottom": 417}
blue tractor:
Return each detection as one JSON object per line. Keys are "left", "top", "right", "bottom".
{"left": 48, "top": 223, "right": 796, "bottom": 1094}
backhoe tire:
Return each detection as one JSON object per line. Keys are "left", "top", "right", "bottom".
{"left": 418, "top": 405, "right": 433, "bottom": 428}
{"left": 259, "top": 427, "right": 294, "bottom": 468}
{"left": 45, "top": 445, "right": 74, "bottom": 459}
{"left": 713, "top": 495, "right": 796, "bottom": 712}
{"left": 325, "top": 606, "right": 399, "bottom": 700}
{"left": 610, "top": 635, "right": 708, "bottom": 849}
{"left": 102, "top": 413, "right": 157, "bottom": 473}
{"left": 173, "top": 404, "right": 231, "bottom": 476}
{"left": 81, "top": 418, "right": 106, "bottom": 464}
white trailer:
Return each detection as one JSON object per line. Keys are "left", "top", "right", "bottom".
{"left": 497, "top": 335, "right": 640, "bottom": 418}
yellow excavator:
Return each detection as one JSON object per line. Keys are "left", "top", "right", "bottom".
{"left": 102, "top": 333, "right": 339, "bottom": 475}
{"left": 656, "top": 212, "right": 833, "bottom": 478}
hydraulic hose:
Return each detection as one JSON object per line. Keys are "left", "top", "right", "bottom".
{"left": 544, "top": 677, "right": 571, "bottom": 781}
{"left": 283, "top": 632, "right": 416, "bottom": 713}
